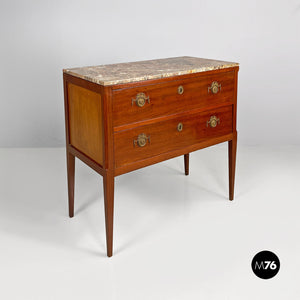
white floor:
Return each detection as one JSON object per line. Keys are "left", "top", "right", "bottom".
{"left": 0, "top": 145, "right": 299, "bottom": 300}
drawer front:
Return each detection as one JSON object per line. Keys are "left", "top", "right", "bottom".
{"left": 114, "top": 105, "right": 233, "bottom": 168}
{"left": 113, "top": 71, "right": 235, "bottom": 127}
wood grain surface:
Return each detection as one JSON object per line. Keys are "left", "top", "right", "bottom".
{"left": 114, "top": 105, "right": 233, "bottom": 168}
{"left": 67, "top": 83, "right": 104, "bottom": 165}
{"left": 113, "top": 70, "right": 235, "bottom": 127}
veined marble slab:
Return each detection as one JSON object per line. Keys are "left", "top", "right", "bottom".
{"left": 63, "top": 56, "right": 239, "bottom": 86}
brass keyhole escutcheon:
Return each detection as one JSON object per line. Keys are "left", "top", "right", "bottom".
{"left": 209, "top": 81, "right": 221, "bottom": 94}
{"left": 207, "top": 116, "right": 220, "bottom": 128}
{"left": 132, "top": 92, "right": 150, "bottom": 107}
{"left": 178, "top": 85, "right": 184, "bottom": 95}
{"left": 134, "top": 133, "right": 150, "bottom": 147}
{"left": 177, "top": 122, "right": 183, "bottom": 132}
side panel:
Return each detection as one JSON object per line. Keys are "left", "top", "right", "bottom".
{"left": 67, "top": 83, "right": 104, "bottom": 166}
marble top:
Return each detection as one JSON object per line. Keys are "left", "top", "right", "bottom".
{"left": 63, "top": 56, "right": 239, "bottom": 86}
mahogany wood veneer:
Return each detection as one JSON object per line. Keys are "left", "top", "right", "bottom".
{"left": 63, "top": 57, "right": 239, "bottom": 257}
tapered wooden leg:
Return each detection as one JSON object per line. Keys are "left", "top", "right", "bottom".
{"left": 228, "top": 133, "right": 237, "bottom": 201}
{"left": 103, "top": 171, "right": 114, "bottom": 257}
{"left": 67, "top": 151, "right": 75, "bottom": 218}
{"left": 184, "top": 153, "right": 189, "bottom": 176}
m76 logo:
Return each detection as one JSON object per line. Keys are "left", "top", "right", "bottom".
{"left": 251, "top": 251, "right": 280, "bottom": 279}
{"left": 254, "top": 261, "right": 277, "bottom": 270}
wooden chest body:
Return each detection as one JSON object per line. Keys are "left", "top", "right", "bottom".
{"left": 63, "top": 57, "right": 239, "bottom": 256}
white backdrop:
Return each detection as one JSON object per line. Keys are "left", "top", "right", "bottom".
{"left": 0, "top": 0, "right": 299, "bottom": 147}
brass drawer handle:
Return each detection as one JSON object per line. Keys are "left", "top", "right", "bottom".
{"left": 177, "top": 122, "right": 183, "bottom": 132}
{"left": 208, "top": 81, "right": 221, "bottom": 94}
{"left": 133, "top": 133, "right": 150, "bottom": 147}
{"left": 132, "top": 92, "right": 150, "bottom": 107}
{"left": 206, "top": 115, "right": 220, "bottom": 128}
{"left": 178, "top": 85, "right": 184, "bottom": 95}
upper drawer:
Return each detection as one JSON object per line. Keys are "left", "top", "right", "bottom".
{"left": 112, "top": 70, "right": 235, "bottom": 127}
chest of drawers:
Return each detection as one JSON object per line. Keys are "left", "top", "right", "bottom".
{"left": 63, "top": 56, "right": 239, "bottom": 257}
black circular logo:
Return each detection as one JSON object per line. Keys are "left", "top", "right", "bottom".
{"left": 251, "top": 250, "right": 280, "bottom": 279}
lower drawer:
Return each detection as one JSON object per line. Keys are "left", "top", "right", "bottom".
{"left": 114, "top": 105, "right": 233, "bottom": 168}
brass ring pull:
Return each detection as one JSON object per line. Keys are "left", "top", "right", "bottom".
{"left": 206, "top": 116, "right": 220, "bottom": 128}
{"left": 178, "top": 85, "right": 184, "bottom": 95}
{"left": 133, "top": 133, "right": 150, "bottom": 147}
{"left": 177, "top": 122, "right": 183, "bottom": 132}
{"left": 208, "top": 81, "right": 221, "bottom": 94}
{"left": 132, "top": 92, "right": 150, "bottom": 107}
